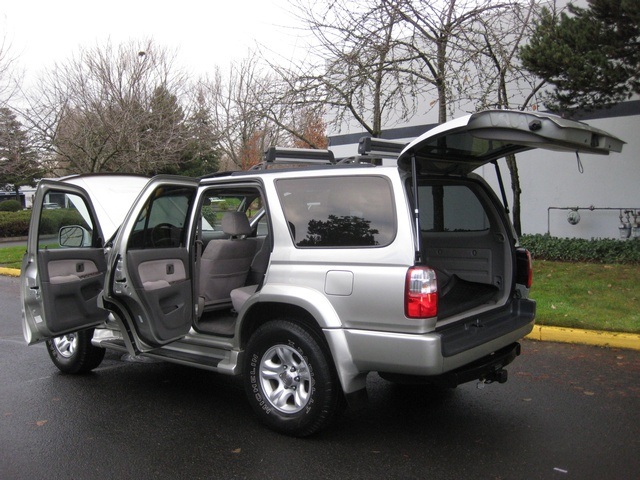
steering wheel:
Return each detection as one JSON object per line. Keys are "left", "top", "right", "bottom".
{"left": 151, "top": 223, "right": 175, "bottom": 247}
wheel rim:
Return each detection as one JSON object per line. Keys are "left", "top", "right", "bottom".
{"left": 259, "top": 344, "right": 312, "bottom": 414}
{"left": 52, "top": 334, "right": 78, "bottom": 358}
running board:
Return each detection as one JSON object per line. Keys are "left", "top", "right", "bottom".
{"left": 94, "top": 337, "right": 242, "bottom": 375}
{"left": 144, "top": 347, "right": 223, "bottom": 370}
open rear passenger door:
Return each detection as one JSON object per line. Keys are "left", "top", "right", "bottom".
{"left": 103, "top": 176, "right": 199, "bottom": 351}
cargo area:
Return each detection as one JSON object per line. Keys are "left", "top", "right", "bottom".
{"left": 416, "top": 176, "right": 512, "bottom": 320}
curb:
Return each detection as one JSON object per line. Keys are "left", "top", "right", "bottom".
{"left": 0, "top": 267, "right": 20, "bottom": 277}
{"left": 526, "top": 325, "right": 640, "bottom": 351}
{"left": 1, "top": 267, "right": 638, "bottom": 351}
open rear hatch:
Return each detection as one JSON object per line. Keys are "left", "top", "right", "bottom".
{"left": 398, "top": 110, "right": 624, "bottom": 324}
{"left": 398, "top": 109, "right": 625, "bottom": 175}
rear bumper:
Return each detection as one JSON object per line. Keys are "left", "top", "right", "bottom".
{"left": 337, "top": 299, "right": 534, "bottom": 375}
{"left": 324, "top": 299, "right": 534, "bottom": 393}
{"left": 431, "top": 341, "right": 521, "bottom": 388}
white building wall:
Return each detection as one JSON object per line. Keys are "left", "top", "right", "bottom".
{"left": 479, "top": 112, "right": 640, "bottom": 238}
{"left": 328, "top": 107, "right": 639, "bottom": 239}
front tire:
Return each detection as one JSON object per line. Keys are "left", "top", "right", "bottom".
{"left": 46, "top": 328, "right": 106, "bottom": 374}
{"left": 243, "top": 319, "right": 343, "bottom": 436}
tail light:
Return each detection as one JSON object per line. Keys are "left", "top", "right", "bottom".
{"left": 405, "top": 266, "right": 438, "bottom": 318}
{"left": 516, "top": 248, "right": 533, "bottom": 288}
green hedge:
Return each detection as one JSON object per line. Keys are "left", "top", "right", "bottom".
{"left": 0, "top": 200, "right": 22, "bottom": 212}
{"left": 520, "top": 234, "right": 640, "bottom": 264}
{"left": 0, "top": 210, "right": 31, "bottom": 237}
{"left": 0, "top": 209, "right": 88, "bottom": 238}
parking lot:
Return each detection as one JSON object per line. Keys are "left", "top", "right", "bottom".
{"left": 1, "top": 275, "right": 639, "bottom": 479}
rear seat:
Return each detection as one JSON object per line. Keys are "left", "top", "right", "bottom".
{"left": 230, "top": 233, "right": 271, "bottom": 312}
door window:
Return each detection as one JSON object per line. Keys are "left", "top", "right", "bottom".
{"left": 38, "top": 191, "right": 98, "bottom": 249}
{"left": 199, "top": 187, "right": 266, "bottom": 238}
{"left": 128, "top": 186, "right": 195, "bottom": 249}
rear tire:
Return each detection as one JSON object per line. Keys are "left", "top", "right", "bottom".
{"left": 243, "top": 319, "right": 343, "bottom": 436}
{"left": 46, "top": 328, "right": 106, "bottom": 374}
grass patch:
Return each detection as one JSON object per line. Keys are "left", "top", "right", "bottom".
{"left": 531, "top": 261, "right": 640, "bottom": 334}
{"left": 0, "top": 245, "right": 27, "bottom": 269}
{"left": 0, "top": 243, "right": 57, "bottom": 269}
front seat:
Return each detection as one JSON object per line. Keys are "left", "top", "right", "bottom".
{"left": 199, "top": 212, "right": 257, "bottom": 311}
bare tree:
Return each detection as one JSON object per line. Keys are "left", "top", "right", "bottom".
{"left": 200, "top": 55, "right": 297, "bottom": 170}
{"left": 458, "top": 0, "right": 547, "bottom": 235}
{"left": 284, "top": 0, "right": 418, "bottom": 137}
{"left": 383, "top": 0, "right": 511, "bottom": 123}
{"left": 0, "top": 34, "right": 20, "bottom": 107}
{"left": 284, "top": 0, "right": 514, "bottom": 135}
{"left": 22, "top": 39, "right": 194, "bottom": 175}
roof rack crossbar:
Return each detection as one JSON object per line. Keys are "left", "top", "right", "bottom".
{"left": 358, "top": 137, "right": 407, "bottom": 158}
{"left": 264, "top": 146, "right": 335, "bottom": 165}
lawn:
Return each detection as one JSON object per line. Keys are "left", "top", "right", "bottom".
{"left": 1, "top": 245, "right": 638, "bottom": 333}
{"left": 0, "top": 245, "right": 27, "bottom": 269}
{"left": 531, "top": 260, "right": 640, "bottom": 334}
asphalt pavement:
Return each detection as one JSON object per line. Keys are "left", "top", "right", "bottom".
{"left": 1, "top": 275, "right": 639, "bottom": 479}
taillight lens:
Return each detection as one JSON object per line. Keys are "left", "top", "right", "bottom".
{"left": 516, "top": 248, "right": 533, "bottom": 288}
{"left": 405, "top": 267, "right": 438, "bottom": 318}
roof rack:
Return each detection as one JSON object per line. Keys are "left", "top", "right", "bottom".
{"left": 358, "top": 137, "right": 407, "bottom": 158}
{"left": 335, "top": 137, "right": 408, "bottom": 165}
{"left": 249, "top": 147, "right": 335, "bottom": 170}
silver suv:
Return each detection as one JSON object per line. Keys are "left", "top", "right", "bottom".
{"left": 21, "top": 110, "right": 624, "bottom": 436}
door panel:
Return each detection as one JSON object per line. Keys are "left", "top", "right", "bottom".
{"left": 38, "top": 248, "right": 108, "bottom": 334}
{"left": 106, "top": 179, "right": 198, "bottom": 349}
{"left": 21, "top": 181, "right": 108, "bottom": 345}
{"left": 119, "top": 248, "right": 192, "bottom": 344}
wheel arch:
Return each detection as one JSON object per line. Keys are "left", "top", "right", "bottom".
{"left": 239, "top": 301, "right": 326, "bottom": 350}
{"left": 238, "top": 299, "right": 368, "bottom": 400}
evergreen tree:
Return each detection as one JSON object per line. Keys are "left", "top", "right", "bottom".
{"left": 520, "top": 0, "right": 640, "bottom": 112}
{"left": 169, "top": 91, "right": 221, "bottom": 177}
{"left": 0, "top": 107, "right": 41, "bottom": 201}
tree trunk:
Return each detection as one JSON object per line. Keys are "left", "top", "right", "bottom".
{"left": 505, "top": 154, "right": 522, "bottom": 236}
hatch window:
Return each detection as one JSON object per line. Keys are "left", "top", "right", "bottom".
{"left": 418, "top": 184, "right": 489, "bottom": 232}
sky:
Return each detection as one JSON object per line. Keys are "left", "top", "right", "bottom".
{"left": 1, "top": 0, "right": 305, "bottom": 83}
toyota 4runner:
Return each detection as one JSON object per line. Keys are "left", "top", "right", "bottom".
{"left": 21, "top": 110, "right": 624, "bottom": 436}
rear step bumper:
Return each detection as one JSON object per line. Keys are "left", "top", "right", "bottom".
{"left": 379, "top": 342, "right": 521, "bottom": 388}
{"left": 438, "top": 298, "right": 536, "bottom": 357}
{"left": 433, "top": 341, "right": 521, "bottom": 388}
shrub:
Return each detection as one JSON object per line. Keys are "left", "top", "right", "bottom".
{"left": 0, "top": 210, "right": 31, "bottom": 237}
{"left": 0, "top": 208, "right": 88, "bottom": 238}
{"left": 39, "top": 209, "right": 87, "bottom": 235}
{"left": 520, "top": 234, "right": 640, "bottom": 264}
{"left": 0, "top": 199, "right": 22, "bottom": 212}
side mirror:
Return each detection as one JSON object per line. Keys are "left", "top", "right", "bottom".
{"left": 59, "top": 225, "right": 90, "bottom": 247}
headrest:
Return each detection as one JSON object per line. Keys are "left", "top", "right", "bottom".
{"left": 221, "top": 211, "right": 252, "bottom": 237}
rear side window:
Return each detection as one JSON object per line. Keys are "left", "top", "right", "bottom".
{"left": 418, "top": 183, "right": 490, "bottom": 232}
{"left": 276, "top": 176, "right": 396, "bottom": 247}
